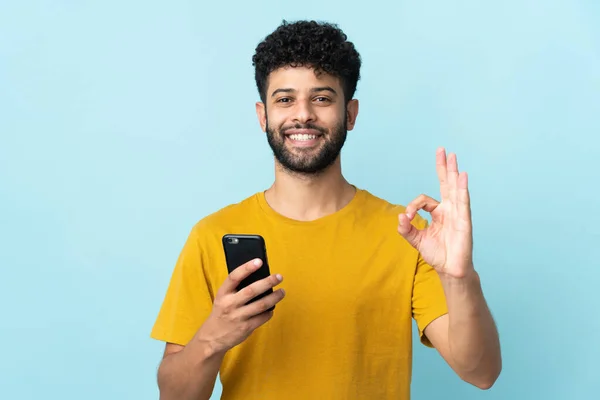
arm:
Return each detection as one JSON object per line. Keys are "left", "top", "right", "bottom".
{"left": 398, "top": 148, "right": 502, "bottom": 389}
{"left": 157, "top": 341, "right": 224, "bottom": 400}
{"left": 153, "top": 257, "right": 285, "bottom": 400}
{"left": 424, "top": 269, "right": 501, "bottom": 389}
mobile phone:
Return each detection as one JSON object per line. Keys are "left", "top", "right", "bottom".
{"left": 222, "top": 234, "right": 274, "bottom": 310}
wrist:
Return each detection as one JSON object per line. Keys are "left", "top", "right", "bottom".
{"left": 438, "top": 266, "right": 479, "bottom": 287}
{"left": 193, "top": 330, "right": 228, "bottom": 361}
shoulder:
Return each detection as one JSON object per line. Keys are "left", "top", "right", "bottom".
{"left": 359, "top": 189, "right": 429, "bottom": 230}
{"left": 188, "top": 192, "right": 262, "bottom": 238}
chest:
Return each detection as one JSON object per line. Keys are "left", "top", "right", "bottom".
{"left": 262, "top": 228, "right": 417, "bottom": 315}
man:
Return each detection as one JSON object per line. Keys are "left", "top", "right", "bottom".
{"left": 150, "top": 20, "right": 502, "bottom": 400}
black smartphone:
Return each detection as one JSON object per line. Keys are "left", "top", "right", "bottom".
{"left": 222, "top": 234, "right": 274, "bottom": 310}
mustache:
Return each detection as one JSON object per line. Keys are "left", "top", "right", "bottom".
{"left": 280, "top": 123, "right": 327, "bottom": 135}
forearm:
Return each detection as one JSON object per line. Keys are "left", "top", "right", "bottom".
{"left": 157, "top": 338, "right": 225, "bottom": 400}
{"left": 441, "top": 268, "right": 501, "bottom": 388}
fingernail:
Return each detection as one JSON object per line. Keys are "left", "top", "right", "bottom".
{"left": 253, "top": 259, "right": 261, "bottom": 266}
{"left": 281, "top": 288, "right": 286, "bottom": 296}
{"left": 276, "top": 274, "right": 283, "bottom": 281}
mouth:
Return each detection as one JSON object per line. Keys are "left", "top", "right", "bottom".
{"left": 283, "top": 129, "right": 323, "bottom": 147}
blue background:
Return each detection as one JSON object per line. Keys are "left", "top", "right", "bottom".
{"left": 1, "top": 0, "right": 598, "bottom": 399}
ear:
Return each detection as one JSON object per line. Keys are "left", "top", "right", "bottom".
{"left": 346, "top": 99, "right": 359, "bottom": 131}
{"left": 256, "top": 102, "right": 267, "bottom": 132}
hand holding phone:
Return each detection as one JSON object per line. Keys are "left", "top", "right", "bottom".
{"left": 222, "top": 234, "right": 276, "bottom": 309}
{"left": 195, "top": 237, "right": 285, "bottom": 355}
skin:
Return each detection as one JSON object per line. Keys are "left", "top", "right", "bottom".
{"left": 255, "top": 66, "right": 359, "bottom": 221}
{"left": 156, "top": 65, "right": 501, "bottom": 399}
{"left": 398, "top": 150, "right": 502, "bottom": 389}
{"left": 157, "top": 259, "right": 285, "bottom": 400}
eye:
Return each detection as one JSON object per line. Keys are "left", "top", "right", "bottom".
{"left": 276, "top": 97, "right": 291, "bottom": 103}
{"left": 314, "top": 96, "right": 330, "bottom": 102}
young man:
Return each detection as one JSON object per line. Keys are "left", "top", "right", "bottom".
{"left": 150, "top": 20, "right": 502, "bottom": 400}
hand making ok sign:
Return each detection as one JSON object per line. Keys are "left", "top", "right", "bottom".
{"left": 398, "top": 147, "right": 474, "bottom": 278}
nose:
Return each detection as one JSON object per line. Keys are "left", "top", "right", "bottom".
{"left": 292, "top": 99, "right": 316, "bottom": 124}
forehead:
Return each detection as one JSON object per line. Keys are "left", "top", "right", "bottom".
{"left": 266, "top": 66, "right": 341, "bottom": 94}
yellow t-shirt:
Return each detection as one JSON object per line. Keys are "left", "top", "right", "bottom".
{"left": 151, "top": 188, "right": 448, "bottom": 399}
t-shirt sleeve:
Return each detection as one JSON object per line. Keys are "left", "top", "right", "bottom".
{"left": 150, "top": 227, "right": 214, "bottom": 346}
{"left": 411, "top": 221, "right": 448, "bottom": 348}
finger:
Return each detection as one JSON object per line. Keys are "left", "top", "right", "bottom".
{"left": 447, "top": 152, "right": 459, "bottom": 203}
{"left": 219, "top": 258, "right": 263, "bottom": 295}
{"left": 398, "top": 212, "right": 424, "bottom": 249}
{"left": 457, "top": 171, "right": 472, "bottom": 222}
{"left": 405, "top": 194, "right": 440, "bottom": 219}
{"left": 436, "top": 147, "right": 449, "bottom": 201}
{"left": 239, "top": 288, "right": 286, "bottom": 319}
{"left": 235, "top": 273, "right": 283, "bottom": 306}
{"left": 246, "top": 309, "right": 275, "bottom": 331}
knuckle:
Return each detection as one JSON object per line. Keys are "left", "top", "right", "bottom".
{"left": 214, "top": 297, "right": 225, "bottom": 309}
{"left": 227, "top": 274, "right": 240, "bottom": 285}
{"left": 215, "top": 298, "right": 233, "bottom": 314}
{"left": 256, "top": 299, "right": 270, "bottom": 312}
{"left": 243, "top": 285, "right": 257, "bottom": 299}
{"left": 239, "top": 322, "right": 252, "bottom": 334}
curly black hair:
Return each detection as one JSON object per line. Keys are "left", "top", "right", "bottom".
{"left": 252, "top": 20, "right": 361, "bottom": 104}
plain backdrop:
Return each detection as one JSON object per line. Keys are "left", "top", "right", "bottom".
{"left": 1, "top": 1, "right": 598, "bottom": 399}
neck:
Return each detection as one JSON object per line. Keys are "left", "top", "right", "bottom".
{"left": 264, "top": 158, "right": 356, "bottom": 221}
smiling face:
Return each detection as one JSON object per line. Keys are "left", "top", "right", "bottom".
{"left": 256, "top": 66, "right": 359, "bottom": 175}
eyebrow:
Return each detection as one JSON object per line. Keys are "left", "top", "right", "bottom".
{"left": 270, "top": 86, "right": 338, "bottom": 97}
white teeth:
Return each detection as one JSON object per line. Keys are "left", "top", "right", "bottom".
{"left": 289, "top": 134, "right": 317, "bottom": 141}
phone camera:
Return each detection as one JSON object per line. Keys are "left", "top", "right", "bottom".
{"left": 228, "top": 237, "right": 239, "bottom": 244}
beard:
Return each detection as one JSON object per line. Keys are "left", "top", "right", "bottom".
{"left": 266, "top": 116, "right": 348, "bottom": 175}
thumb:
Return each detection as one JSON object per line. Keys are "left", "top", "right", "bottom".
{"left": 397, "top": 213, "right": 423, "bottom": 249}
